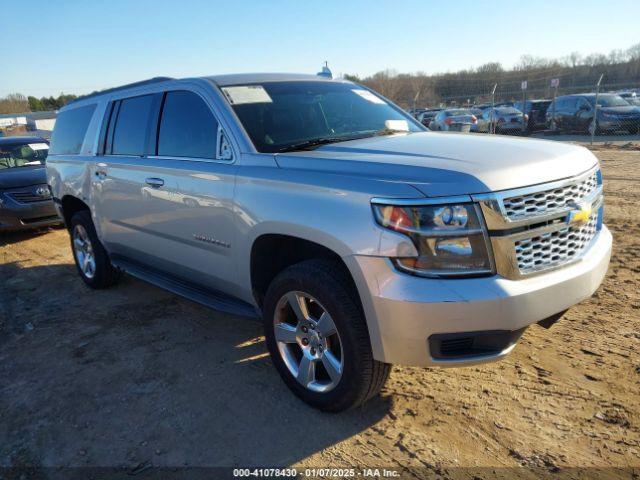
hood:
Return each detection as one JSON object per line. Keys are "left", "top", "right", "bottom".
{"left": 0, "top": 165, "right": 47, "bottom": 190}
{"left": 274, "top": 132, "right": 598, "bottom": 197}
{"left": 600, "top": 106, "right": 640, "bottom": 115}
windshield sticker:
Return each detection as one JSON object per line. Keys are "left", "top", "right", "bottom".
{"left": 352, "top": 89, "right": 386, "bottom": 105}
{"left": 384, "top": 120, "right": 409, "bottom": 131}
{"left": 222, "top": 86, "right": 273, "bottom": 105}
{"left": 28, "top": 143, "right": 49, "bottom": 151}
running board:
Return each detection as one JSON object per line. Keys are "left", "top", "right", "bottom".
{"left": 112, "top": 257, "right": 260, "bottom": 319}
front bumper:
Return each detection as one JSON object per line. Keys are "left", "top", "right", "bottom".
{"left": 350, "top": 225, "right": 612, "bottom": 367}
{"left": 0, "top": 195, "right": 62, "bottom": 231}
{"left": 497, "top": 123, "right": 525, "bottom": 132}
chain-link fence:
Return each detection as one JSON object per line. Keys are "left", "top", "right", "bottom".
{"left": 406, "top": 75, "right": 640, "bottom": 143}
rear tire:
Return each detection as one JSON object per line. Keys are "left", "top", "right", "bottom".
{"left": 262, "top": 259, "right": 391, "bottom": 412}
{"left": 69, "top": 210, "right": 122, "bottom": 289}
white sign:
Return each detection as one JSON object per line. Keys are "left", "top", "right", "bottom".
{"left": 352, "top": 89, "right": 387, "bottom": 105}
{"left": 521, "top": 81, "right": 528, "bottom": 91}
{"left": 222, "top": 86, "right": 273, "bottom": 105}
{"left": 551, "top": 78, "right": 560, "bottom": 88}
{"left": 28, "top": 143, "right": 49, "bottom": 151}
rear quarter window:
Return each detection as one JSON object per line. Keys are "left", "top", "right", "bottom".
{"left": 49, "top": 104, "right": 96, "bottom": 155}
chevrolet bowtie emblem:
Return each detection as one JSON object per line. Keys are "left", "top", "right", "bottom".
{"left": 567, "top": 202, "right": 592, "bottom": 225}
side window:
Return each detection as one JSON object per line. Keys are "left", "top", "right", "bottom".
{"left": 157, "top": 91, "right": 218, "bottom": 159}
{"left": 49, "top": 104, "right": 96, "bottom": 155}
{"left": 555, "top": 98, "right": 566, "bottom": 111}
{"left": 111, "top": 94, "right": 155, "bottom": 156}
{"left": 577, "top": 98, "right": 590, "bottom": 110}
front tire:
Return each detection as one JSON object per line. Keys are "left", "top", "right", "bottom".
{"left": 69, "top": 210, "right": 122, "bottom": 289}
{"left": 263, "top": 259, "right": 390, "bottom": 412}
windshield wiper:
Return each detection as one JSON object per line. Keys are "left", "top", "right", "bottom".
{"left": 277, "top": 128, "right": 410, "bottom": 153}
{"left": 277, "top": 136, "right": 362, "bottom": 153}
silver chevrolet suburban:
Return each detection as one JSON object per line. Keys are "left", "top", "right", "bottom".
{"left": 47, "top": 74, "right": 612, "bottom": 411}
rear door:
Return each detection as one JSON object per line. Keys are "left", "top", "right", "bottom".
{"left": 93, "top": 87, "right": 238, "bottom": 293}
{"left": 92, "top": 93, "right": 164, "bottom": 255}
{"left": 563, "top": 97, "right": 579, "bottom": 131}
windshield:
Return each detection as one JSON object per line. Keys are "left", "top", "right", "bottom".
{"left": 587, "top": 95, "right": 631, "bottom": 107}
{"left": 222, "top": 81, "right": 423, "bottom": 153}
{"left": 0, "top": 142, "right": 49, "bottom": 169}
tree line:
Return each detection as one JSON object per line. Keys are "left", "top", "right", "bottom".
{"left": 0, "top": 93, "right": 78, "bottom": 115}
{"left": 346, "top": 42, "right": 640, "bottom": 108}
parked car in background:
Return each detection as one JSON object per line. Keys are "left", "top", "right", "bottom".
{"left": 514, "top": 100, "right": 551, "bottom": 132}
{"left": 476, "top": 107, "right": 527, "bottom": 134}
{"left": 417, "top": 108, "right": 442, "bottom": 127}
{"left": 409, "top": 108, "right": 427, "bottom": 118}
{"left": 47, "top": 73, "right": 611, "bottom": 412}
{"left": 468, "top": 108, "right": 484, "bottom": 132}
{"left": 429, "top": 108, "right": 477, "bottom": 132}
{"left": 618, "top": 91, "right": 640, "bottom": 107}
{"left": 0, "top": 136, "right": 61, "bottom": 231}
{"left": 546, "top": 93, "right": 640, "bottom": 134}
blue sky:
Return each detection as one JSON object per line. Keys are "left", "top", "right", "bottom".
{"left": 2, "top": 0, "right": 638, "bottom": 97}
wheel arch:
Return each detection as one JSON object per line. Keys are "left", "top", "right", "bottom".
{"left": 60, "top": 195, "right": 90, "bottom": 229}
{"left": 249, "top": 233, "right": 361, "bottom": 311}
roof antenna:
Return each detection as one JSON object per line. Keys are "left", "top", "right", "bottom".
{"left": 317, "top": 61, "right": 332, "bottom": 79}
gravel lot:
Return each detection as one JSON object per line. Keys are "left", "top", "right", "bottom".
{"left": 1, "top": 147, "right": 638, "bottom": 478}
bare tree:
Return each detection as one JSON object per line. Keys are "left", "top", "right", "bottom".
{"left": 0, "top": 93, "right": 30, "bottom": 114}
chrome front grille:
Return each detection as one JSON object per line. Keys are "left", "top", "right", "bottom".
{"left": 474, "top": 166, "right": 603, "bottom": 279}
{"left": 502, "top": 170, "right": 598, "bottom": 220}
{"left": 514, "top": 212, "right": 598, "bottom": 274}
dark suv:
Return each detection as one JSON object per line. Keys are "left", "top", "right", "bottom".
{"left": 0, "top": 136, "right": 61, "bottom": 231}
{"left": 546, "top": 94, "right": 640, "bottom": 134}
{"left": 514, "top": 100, "right": 551, "bottom": 132}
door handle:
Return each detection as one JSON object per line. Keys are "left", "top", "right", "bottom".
{"left": 145, "top": 177, "right": 164, "bottom": 188}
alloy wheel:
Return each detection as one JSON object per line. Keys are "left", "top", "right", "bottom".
{"left": 273, "top": 291, "right": 344, "bottom": 393}
{"left": 72, "top": 224, "right": 96, "bottom": 279}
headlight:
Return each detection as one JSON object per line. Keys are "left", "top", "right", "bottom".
{"left": 372, "top": 200, "right": 494, "bottom": 277}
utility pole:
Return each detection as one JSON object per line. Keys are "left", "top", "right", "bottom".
{"left": 590, "top": 74, "right": 604, "bottom": 145}
{"left": 550, "top": 78, "right": 560, "bottom": 132}
{"left": 521, "top": 80, "right": 528, "bottom": 134}
{"left": 413, "top": 90, "right": 420, "bottom": 115}
{"left": 490, "top": 83, "right": 498, "bottom": 134}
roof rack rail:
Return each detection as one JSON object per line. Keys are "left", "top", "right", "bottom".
{"left": 69, "top": 76, "right": 174, "bottom": 104}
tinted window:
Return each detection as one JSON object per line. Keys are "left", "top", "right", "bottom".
{"left": 49, "top": 104, "right": 96, "bottom": 155}
{"left": 577, "top": 98, "right": 591, "bottom": 110}
{"left": 158, "top": 91, "right": 218, "bottom": 158}
{"left": 565, "top": 97, "right": 578, "bottom": 110}
{"left": 112, "top": 95, "right": 155, "bottom": 156}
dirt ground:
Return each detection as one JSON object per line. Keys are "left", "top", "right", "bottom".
{"left": 1, "top": 148, "right": 639, "bottom": 479}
